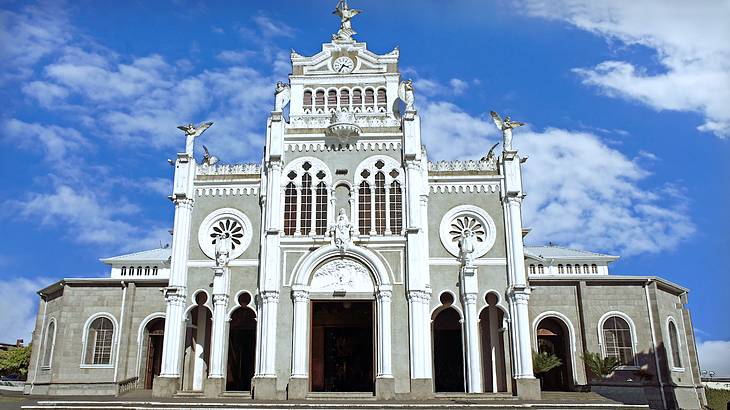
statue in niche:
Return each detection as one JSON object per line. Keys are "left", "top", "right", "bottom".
{"left": 177, "top": 121, "right": 213, "bottom": 156}
{"left": 490, "top": 111, "right": 525, "bottom": 152}
{"left": 330, "top": 208, "right": 353, "bottom": 252}
{"left": 458, "top": 229, "right": 476, "bottom": 268}
{"left": 214, "top": 231, "right": 232, "bottom": 268}
{"left": 274, "top": 81, "right": 290, "bottom": 111}
{"left": 398, "top": 79, "right": 415, "bottom": 111}
{"left": 332, "top": 0, "right": 362, "bottom": 42}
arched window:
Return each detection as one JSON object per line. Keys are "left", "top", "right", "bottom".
{"left": 591, "top": 264, "right": 598, "bottom": 274}
{"left": 602, "top": 316, "right": 634, "bottom": 366}
{"left": 327, "top": 89, "right": 337, "bottom": 111}
{"left": 315, "top": 181, "right": 327, "bottom": 235}
{"left": 352, "top": 89, "right": 362, "bottom": 111}
{"left": 377, "top": 88, "right": 386, "bottom": 112}
{"left": 137, "top": 266, "right": 143, "bottom": 275}
{"left": 558, "top": 264, "right": 564, "bottom": 274}
{"left": 340, "top": 89, "right": 350, "bottom": 109}
{"left": 315, "top": 90, "right": 325, "bottom": 112}
{"left": 284, "top": 180, "right": 297, "bottom": 236}
{"left": 358, "top": 180, "right": 371, "bottom": 235}
{"left": 85, "top": 316, "right": 114, "bottom": 365}
{"left": 668, "top": 320, "right": 682, "bottom": 368}
{"left": 583, "top": 264, "right": 589, "bottom": 274}
{"left": 374, "top": 171, "right": 386, "bottom": 234}
{"left": 121, "top": 266, "right": 126, "bottom": 276}
{"left": 389, "top": 181, "right": 402, "bottom": 234}
{"left": 300, "top": 170, "right": 312, "bottom": 234}
{"left": 537, "top": 264, "right": 545, "bottom": 274}
{"left": 364, "top": 88, "right": 374, "bottom": 111}
{"left": 152, "top": 266, "right": 158, "bottom": 275}
{"left": 144, "top": 266, "right": 150, "bottom": 276}
{"left": 303, "top": 90, "right": 313, "bottom": 112}
{"left": 566, "top": 264, "right": 573, "bottom": 274}
{"left": 42, "top": 320, "right": 56, "bottom": 368}
{"left": 529, "top": 264, "right": 535, "bottom": 274}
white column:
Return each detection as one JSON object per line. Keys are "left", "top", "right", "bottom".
{"left": 407, "top": 290, "right": 431, "bottom": 379}
{"left": 376, "top": 288, "right": 393, "bottom": 378}
{"left": 511, "top": 289, "right": 533, "bottom": 378}
{"left": 192, "top": 305, "right": 208, "bottom": 391}
{"left": 462, "top": 291, "right": 483, "bottom": 393}
{"left": 160, "top": 196, "right": 194, "bottom": 378}
{"left": 257, "top": 290, "right": 279, "bottom": 376}
{"left": 208, "top": 267, "right": 229, "bottom": 379}
{"left": 291, "top": 290, "right": 310, "bottom": 377}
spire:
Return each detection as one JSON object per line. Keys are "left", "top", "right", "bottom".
{"left": 332, "top": 0, "right": 362, "bottom": 42}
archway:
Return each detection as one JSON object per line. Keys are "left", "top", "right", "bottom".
{"left": 480, "top": 293, "right": 507, "bottom": 392}
{"left": 536, "top": 317, "right": 572, "bottom": 391}
{"left": 142, "top": 317, "right": 165, "bottom": 389}
{"left": 226, "top": 293, "right": 256, "bottom": 391}
{"left": 432, "top": 293, "right": 465, "bottom": 392}
{"left": 182, "top": 292, "right": 212, "bottom": 392}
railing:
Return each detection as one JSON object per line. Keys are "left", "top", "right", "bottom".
{"left": 117, "top": 376, "right": 138, "bottom": 395}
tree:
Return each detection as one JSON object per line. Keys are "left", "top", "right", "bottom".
{"left": 581, "top": 352, "right": 620, "bottom": 381}
{"left": 533, "top": 350, "right": 562, "bottom": 375}
{"left": 0, "top": 345, "right": 32, "bottom": 380}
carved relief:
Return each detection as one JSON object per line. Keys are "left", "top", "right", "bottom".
{"left": 310, "top": 258, "right": 374, "bottom": 293}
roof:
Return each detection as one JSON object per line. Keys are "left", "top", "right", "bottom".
{"left": 100, "top": 247, "right": 172, "bottom": 265}
{"left": 38, "top": 277, "right": 169, "bottom": 296}
{"left": 524, "top": 245, "right": 619, "bottom": 263}
{"left": 529, "top": 275, "right": 688, "bottom": 294}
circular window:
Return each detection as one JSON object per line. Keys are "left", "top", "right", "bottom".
{"left": 198, "top": 208, "right": 252, "bottom": 260}
{"left": 439, "top": 205, "right": 497, "bottom": 259}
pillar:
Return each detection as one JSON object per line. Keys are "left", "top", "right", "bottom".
{"left": 376, "top": 288, "right": 395, "bottom": 399}
{"left": 461, "top": 266, "right": 482, "bottom": 393}
{"left": 288, "top": 289, "right": 309, "bottom": 399}
{"left": 252, "top": 290, "right": 279, "bottom": 399}
{"left": 205, "top": 266, "right": 229, "bottom": 396}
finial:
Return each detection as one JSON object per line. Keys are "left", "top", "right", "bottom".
{"left": 332, "top": 0, "right": 362, "bottom": 42}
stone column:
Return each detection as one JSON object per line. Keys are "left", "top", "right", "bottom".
{"left": 253, "top": 290, "right": 279, "bottom": 399}
{"left": 461, "top": 265, "right": 483, "bottom": 393}
{"left": 205, "top": 267, "right": 229, "bottom": 396}
{"left": 288, "top": 289, "right": 309, "bottom": 399}
{"left": 375, "top": 288, "right": 395, "bottom": 399}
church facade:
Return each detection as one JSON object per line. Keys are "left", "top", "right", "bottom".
{"left": 24, "top": 5, "right": 705, "bottom": 409}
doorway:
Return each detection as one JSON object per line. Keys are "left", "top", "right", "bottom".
{"left": 310, "top": 300, "right": 374, "bottom": 392}
{"left": 226, "top": 297, "right": 256, "bottom": 391}
{"left": 143, "top": 318, "right": 164, "bottom": 389}
{"left": 433, "top": 306, "right": 465, "bottom": 392}
{"left": 536, "top": 317, "right": 572, "bottom": 391}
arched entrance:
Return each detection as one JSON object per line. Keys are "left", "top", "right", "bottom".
{"left": 182, "top": 292, "right": 212, "bottom": 392}
{"left": 226, "top": 292, "right": 256, "bottom": 391}
{"left": 142, "top": 317, "right": 165, "bottom": 389}
{"left": 432, "top": 292, "right": 465, "bottom": 392}
{"left": 480, "top": 293, "right": 507, "bottom": 392}
{"left": 536, "top": 317, "right": 572, "bottom": 391}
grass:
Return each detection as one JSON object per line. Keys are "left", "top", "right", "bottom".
{"left": 706, "top": 387, "right": 730, "bottom": 410}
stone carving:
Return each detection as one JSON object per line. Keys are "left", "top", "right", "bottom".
{"left": 490, "top": 111, "right": 525, "bottom": 152}
{"left": 326, "top": 110, "right": 361, "bottom": 142}
{"left": 197, "top": 163, "right": 261, "bottom": 176}
{"left": 311, "top": 258, "right": 374, "bottom": 293}
{"left": 201, "top": 145, "right": 219, "bottom": 166}
{"left": 439, "top": 205, "right": 497, "bottom": 260}
{"left": 290, "top": 114, "right": 399, "bottom": 129}
{"left": 480, "top": 143, "right": 500, "bottom": 163}
{"left": 177, "top": 121, "right": 213, "bottom": 156}
{"left": 428, "top": 159, "right": 497, "bottom": 172}
{"left": 330, "top": 208, "right": 354, "bottom": 252}
{"left": 332, "top": 0, "right": 362, "bottom": 42}
{"left": 458, "top": 228, "right": 477, "bottom": 268}
{"left": 398, "top": 79, "right": 415, "bottom": 111}
{"left": 274, "top": 81, "right": 291, "bottom": 111}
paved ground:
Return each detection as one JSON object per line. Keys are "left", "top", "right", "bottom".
{"left": 0, "top": 390, "right": 650, "bottom": 410}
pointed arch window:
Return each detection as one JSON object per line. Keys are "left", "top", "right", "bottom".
{"left": 668, "top": 320, "right": 682, "bottom": 368}
{"left": 358, "top": 180, "right": 371, "bottom": 235}
{"left": 389, "top": 180, "right": 402, "bottom": 234}
{"left": 355, "top": 157, "right": 404, "bottom": 236}
{"left": 282, "top": 159, "right": 331, "bottom": 236}
{"left": 85, "top": 316, "right": 114, "bottom": 365}
{"left": 374, "top": 171, "right": 386, "bottom": 234}
{"left": 42, "top": 320, "right": 56, "bottom": 368}
{"left": 300, "top": 170, "right": 312, "bottom": 234}
{"left": 284, "top": 179, "right": 297, "bottom": 236}
{"left": 315, "top": 180, "right": 328, "bottom": 235}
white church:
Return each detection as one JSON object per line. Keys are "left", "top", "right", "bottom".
{"left": 24, "top": 3, "right": 706, "bottom": 409}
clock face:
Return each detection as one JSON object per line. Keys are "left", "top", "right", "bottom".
{"left": 333, "top": 56, "right": 354, "bottom": 74}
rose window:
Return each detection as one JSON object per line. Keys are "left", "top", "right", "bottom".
{"left": 449, "top": 215, "right": 486, "bottom": 245}
{"left": 210, "top": 218, "right": 245, "bottom": 250}
{"left": 439, "top": 205, "right": 497, "bottom": 259}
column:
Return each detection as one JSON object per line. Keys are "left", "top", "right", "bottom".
{"left": 159, "top": 196, "right": 194, "bottom": 379}
{"left": 510, "top": 288, "right": 533, "bottom": 378}
{"left": 258, "top": 290, "right": 279, "bottom": 377}
{"left": 407, "top": 290, "right": 431, "bottom": 379}
{"left": 462, "top": 288, "right": 483, "bottom": 393}
{"left": 208, "top": 267, "right": 229, "bottom": 379}
{"left": 376, "top": 288, "right": 393, "bottom": 378}
{"left": 290, "top": 290, "right": 310, "bottom": 377}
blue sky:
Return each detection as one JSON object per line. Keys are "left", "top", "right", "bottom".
{"left": 1, "top": 0, "right": 728, "bottom": 374}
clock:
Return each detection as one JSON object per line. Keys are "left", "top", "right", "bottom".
{"left": 333, "top": 56, "right": 354, "bottom": 74}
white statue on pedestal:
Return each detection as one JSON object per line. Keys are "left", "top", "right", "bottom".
{"left": 177, "top": 121, "right": 213, "bottom": 156}
{"left": 458, "top": 229, "right": 476, "bottom": 268}
{"left": 274, "top": 81, "right": 291, "bottom": 111}
{"left": 490, "top": 111, "right": 525, "bottom": 152}
{"left": 332, "top": 0, "right": 361, "bottom": 42}
{"left": 398, "top": 79, "right": 415, "bottom": 111}
{"left": 214, "top": 231, "right": 232, "bottom": 268}
{"left": 330, "top": 208, "right": 353, "bottom": 252}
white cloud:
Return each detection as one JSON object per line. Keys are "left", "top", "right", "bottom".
{"left": 524, "top": 0, "right": 730, "bottom": 137}
{"left": 697, "top": 340, "right": 730, "bottom": 377}
{"left": 253, "top": 15, "right": 294, "bottom": 38}
{"left": 3, "top": 119, "right": 89, "bottom": 163}
{"left": 0, "top": 277, "right": 50, "bottom": 344}
{"left": 420, "top": 99, "right": 694, "bottom": 255}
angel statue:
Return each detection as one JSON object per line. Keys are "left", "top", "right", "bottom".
{"left": 330, "top": 208, "right": 354, "bottom": 252}
{"left": 480, "top": 142, "right": 500, "bottom": 163}
{"left": 177, "top": 121, "right": 213, "bottom": 156}
{"left": 201, "top": 145, "right": 219, "bottom": 166}
{"left": 332, "top": 0, "right": 362, "bottom": 42}
{"left": 274, "top": 81, "right": 291, "bottom": 112}
{"left": 398, "top": 79, "right": 415, "bottom": 111}
{"left": 490, "top": 111, "right": 525, "bottom": 152}
{"left": 458, "top": 229, "right": 476, "bottom": 268}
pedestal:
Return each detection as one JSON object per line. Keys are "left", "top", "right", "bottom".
{"left": 252, "top": 375, "right": 278, "bottom": 400}
{"left": 287, "top": 376, "right": 308, "bottom": 399}
{"left": 376, "top": 376, "right": 395, "bottom": 400}
{"left": 204, "top": 377, "right": 224, "bottom": 398}
{"left": 152, "top": 375, "right": 178, "bottom": 398}
{"left": 516, "top": 377, "right": 541, "bottom": 400}
{"left": 409, "top": 378, "right": 433, "bottom": 399}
